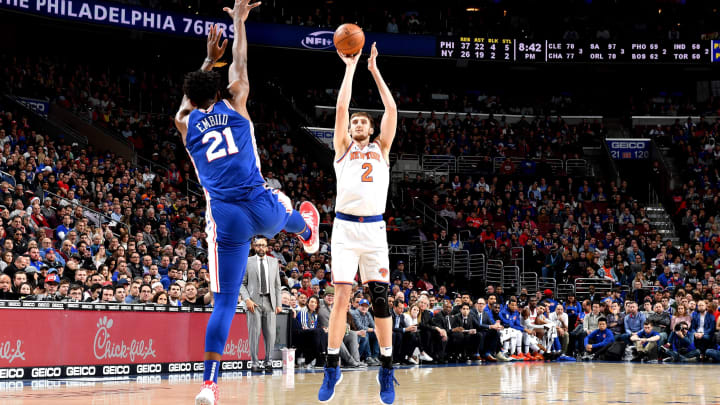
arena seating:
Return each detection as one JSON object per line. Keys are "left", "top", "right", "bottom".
{"left": 2, "top": 46, "right": 719, "bottom": 365}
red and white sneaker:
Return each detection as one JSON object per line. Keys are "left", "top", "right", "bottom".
{"left": 298, "top": 201, "right": 320, "bottom": 254}
{"left": 195, "top": 381, "right": 220, "bottom": 405}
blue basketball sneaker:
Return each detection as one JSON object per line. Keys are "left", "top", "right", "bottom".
{"left": 318, "top": 365, "right": 342, "bottom": 402}
{"left": 377, "top": 367, "right": 399, "bottom": 404}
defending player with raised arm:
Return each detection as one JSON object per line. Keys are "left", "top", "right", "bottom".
{"left": 174, "top": 3, "right": 321, "bottom": 405}
{"left": 319, "top": 43, "right": 398, "bottom": 405}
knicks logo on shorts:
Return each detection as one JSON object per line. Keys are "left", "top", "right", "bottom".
{"left": 379, "top": 268, "right": 389, "bottom": 278}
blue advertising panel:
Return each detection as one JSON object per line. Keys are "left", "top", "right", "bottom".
{"left": 305, "top": 127, "right": 334, "bottom": 150}
{"left": 606, "top": 138, "right": 650, "bottom": 160}
{"left": 15, "top": 97, "right": 50, "bottom": 118}
{"left": 0, "top": 0, "right": 436, "bottom": 57}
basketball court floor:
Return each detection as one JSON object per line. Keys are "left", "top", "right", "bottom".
{"left": 0, "top": 362, "right": 716, "bottom": 404}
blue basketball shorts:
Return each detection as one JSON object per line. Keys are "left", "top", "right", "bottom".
{"left": 204, "top": 186, "right": 292, "bottom": 293}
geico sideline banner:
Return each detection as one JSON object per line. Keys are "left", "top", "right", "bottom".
{"left": 0, "top": 308, "right": 272, "bottom": 379}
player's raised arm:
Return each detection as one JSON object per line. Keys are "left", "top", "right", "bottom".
{"left": 175, "top": 24, "right": 229, "bottom": 144}
{"left": 223, "top": 0, "right": 260, "bottom": 120}
{"left": 334, "top": 51, "right": 361, "bottom": 157}
{"left": 367, "top": 42, "right": 397, "bottom": 157}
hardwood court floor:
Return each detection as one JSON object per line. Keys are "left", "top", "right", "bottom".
{"left": 1, "top": 362, "right": 719, "bottom": 404}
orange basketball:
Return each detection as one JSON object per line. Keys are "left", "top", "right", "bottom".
{"left": 333, "top": 23, "right": 365, "bottom": 56}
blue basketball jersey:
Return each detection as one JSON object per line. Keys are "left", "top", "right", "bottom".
{"left": 185, "top": 100, "right": 265, "bottom": 201}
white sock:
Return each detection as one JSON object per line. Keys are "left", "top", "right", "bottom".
{"left": 328, "top": 348, "right": 340, "bottom": 355}
{"left": 380, "top": 347, "right": 392, "bottom": 357}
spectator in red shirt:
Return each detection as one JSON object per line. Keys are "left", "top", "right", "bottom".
{"left": 298, "top": 272, "right": 314, "bottom": 298}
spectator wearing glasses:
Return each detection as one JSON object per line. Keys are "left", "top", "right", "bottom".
{"left": 471, "top": 297, "right": 499, "bottom": 361}
{"left": 138, "top": 283, "right": 153, "bottom": 304}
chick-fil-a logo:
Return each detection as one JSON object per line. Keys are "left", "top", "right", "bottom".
{"left": 93, "top": 317, "right": 157, "bottom": 361}
{"left": 223, "top": 338, "right": 251, "bottom": 359}
{"left": 0, "top": 340, "right": 26, "bottom": 364}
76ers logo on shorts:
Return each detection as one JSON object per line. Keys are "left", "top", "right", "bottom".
{"left": 379, "top": 268, "right": 389, "bottom": 279}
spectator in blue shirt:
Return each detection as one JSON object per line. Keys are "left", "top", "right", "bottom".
{"left": 563, "top": 294, "right": 582, "bottom": 325}
{"left": 351, "top": 299, "right": 380, "bottom": 365}
{"left": 630, "top": 321, "right": 661, "bottom": 362}
{"left": 657, "top": 266, "right": 672, "bottom": 288}
{"left": 583, "top": 318, "right": 614, "bottom": 359}
{"left": 619, "top": 301, "right": 646, "bottom": 343}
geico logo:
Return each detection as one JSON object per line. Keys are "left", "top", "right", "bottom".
{"left": 26, "top": 102, "right": 46, "bottom": 111}
{"left": 221, "top": 361, "right": 244, "bottom": 370}
{"left": 31, "top": 380, "right": 62, "bottom": 389}
{"left": 168, "top": 363, "right": 191, "bottom": 372}
{"left": 1, "top": 381, "right": 23, "bottom": 389}
{"left": 31, "top": 367, "right": 61, "bottom": 378}
{"left": 136, "top": 364, "right": 162, "bottom": 374}
{"left": 168, "top": 373, "right": 191, "bottom": 382}
{"left": 0, "top": 368, "right": 24, "bottom": 379}
{"left": 102, "top": 366, "right": 130, "bottom": 375}
{"left": 136, "top": 375, "right": 161, "bottom": 384}
{"left": 193, "top": 363, "right": 204, "bottom": 371}
{"left": 611, "top": 142, "right": 645, "bottom": 149}
{"left": 65, "top": 366, "right": 96, "bottom": 376}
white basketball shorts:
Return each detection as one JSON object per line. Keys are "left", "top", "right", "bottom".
{"left": 330, "top": 217, "right": 390, "bottom": 285}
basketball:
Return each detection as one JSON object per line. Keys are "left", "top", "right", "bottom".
{"left": 333, "top": 23, "right": 365, "bottom": 56}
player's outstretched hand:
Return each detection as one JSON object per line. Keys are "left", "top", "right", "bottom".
{"left": 223, "top": 0, "right": 261, "bottom": 22}
{"left": 368, "top": 42, "right": 378, "bottom": 73}
{"left": 207, "top": 24, "right": 228, "bottom": 62}
{"left": 337, "top": 50, "right": 361, "bottom": 67}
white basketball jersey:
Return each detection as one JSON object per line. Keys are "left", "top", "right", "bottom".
{"left": 334, "top": 140, "right": 389, "bottom": 216}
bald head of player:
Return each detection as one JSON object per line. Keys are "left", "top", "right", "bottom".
{"left": 183, "top": 70, "right": 222, "bottom": 110}
{"left": 349, "top": 112, "right": 374, "bottom": 143}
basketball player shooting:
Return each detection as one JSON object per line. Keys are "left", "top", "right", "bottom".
{"left": 174, "top": 2, "right": 321, "bottom": 404}
{"left": 318, "top": 43, "right": 398, "bottom": 404}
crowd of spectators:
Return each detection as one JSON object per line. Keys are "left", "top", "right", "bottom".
{"left": 635, "top": 114, "right": 720, "bottom": 267}
{"left": 285, "top": 258, "right": 720, "bottom": 365}
{"left": 631, "top": 94, "right": 720, "bottom": 117}
{"left": 0, "top": 91, "right": 344, "bottom": 311}
{"left": 305, "top": 84, "right": 590, "bottom": 118}
{"left": 4, "top": 31, "right": 720, "bottom": 369}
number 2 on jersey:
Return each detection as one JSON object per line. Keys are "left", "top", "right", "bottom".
{"left": 361, "top": 163, "right": 374, "bottom": 182}
{"left": 203, "top": 127, "right": 239, "bottom": 162}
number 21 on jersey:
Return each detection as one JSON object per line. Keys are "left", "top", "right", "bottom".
{"left": 361, "top": 163, "right": 373, "bottom": 182}
{"left": 203, "top": 127, "right": 238, "bottom": 162}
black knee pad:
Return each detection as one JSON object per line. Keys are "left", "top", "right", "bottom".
{"left": 367, "top": 282, "right": 390, "bottom": 318}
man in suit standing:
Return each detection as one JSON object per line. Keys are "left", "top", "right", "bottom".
{"left": 241, "top": 237, "right": 282, "bottom": 373}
